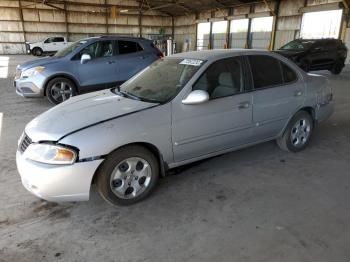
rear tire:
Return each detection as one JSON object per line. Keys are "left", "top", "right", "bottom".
{"left": 277, "top": 111, "right": 313, "bottom": 152}
{"left": 96, "top": 145, "right": 160, "bottom": 206}
{"left": 32, "top": 47, "right": 43, "bottom": 56}
{"left": 45, "top": 77, "right": 77, "bottom": 105}
{"left": 330, "top": 60, "right": 344, "bottom": 75}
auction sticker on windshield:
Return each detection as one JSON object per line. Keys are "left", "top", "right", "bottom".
{"left": 180, "top": 59, "right": 204, "bottom": 66}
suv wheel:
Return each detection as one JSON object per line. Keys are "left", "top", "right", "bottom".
{"left": 277, "top": 111, "right": 313, "bottom": 152}
{"left": 96, "top": 145, "right": 159, "bottom": 206}
{"left": 32, "top": 47, "right": 43, "bottom": 56}
{"left": 45, "top": 77, "right": 77, "bottom": 104}
{"left": 330, "top": 60, "right": 344, "bottom": 75}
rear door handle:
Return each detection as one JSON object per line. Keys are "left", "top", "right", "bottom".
{"left": 294, "top": 90, "right": 303, "bottom": 97}
{"left": 238, "top": 101, "right": 250, "bottom": 109}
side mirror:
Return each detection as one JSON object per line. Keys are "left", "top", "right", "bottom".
{"left": 182, "top": 90, "right": 209, "bottom": 105}
{"left": 81, "top": 53, "right": 91, "bottom": 64}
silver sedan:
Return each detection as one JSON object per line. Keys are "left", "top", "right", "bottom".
{"left": 16, "top": 49, "right": 334, "bottom": 205}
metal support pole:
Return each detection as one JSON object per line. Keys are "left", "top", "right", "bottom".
{"left": 270, "top": 0, "right": 281, "bottom": 50}
{"left": 246, "top": 5, "right": 254, "bottom": 49}
{"left": 138, "top": 2, "right": 142, "bottom": 37}
{"left": 171, "top": 16, "right": 175, "bottom": 40}
{"left": 64, "top": 1, "right": 69, "bottom": 40}
{"left": 209, "top": 10, "right": 215, "bottom": 49}
{"left": 104, "top": 0, "right": 108, "bottom": 35}
{"left": 18, "top": 0, "right": 27, "bottom": 43}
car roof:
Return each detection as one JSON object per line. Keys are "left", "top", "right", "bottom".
{"left": 297, "top": 38, "right": 339, "bottom": 42}
{"left": 82, "top": 36, "right": 150, "bottom": 42}
{"left": 170, "top": 49, "right": 278, "bottom": 61}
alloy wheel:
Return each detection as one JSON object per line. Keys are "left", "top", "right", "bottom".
{"left": 50, "top": 81, "right": 73, "bottom": 103}
{"left": 290, "top": 118, "right": 311, "bottom": 148}
{"left": 110, "top": 157, "right": 152, "bottom": 199}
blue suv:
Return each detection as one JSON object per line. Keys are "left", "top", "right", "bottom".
{"left": 14, "top": 36, "right": 163, "bottom": 104}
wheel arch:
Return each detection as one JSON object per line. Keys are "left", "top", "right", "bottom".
{"left": 279, "top": 106, "right": 316, "bottom": 137}
{"left": 43, "top": 73, "right": 80, "bottom": 96}
{"left": 91, "top": 142, "right": 168, "bottom": 185}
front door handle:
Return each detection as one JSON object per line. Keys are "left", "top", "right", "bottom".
{"left": 238, "top": 101, "right": 250, "bottom": 109}
{"left": 107, "top": 61, "right": 116, "bottom": 64}
{"left": 294, "top": 90, "right": 303, "bottom": 97}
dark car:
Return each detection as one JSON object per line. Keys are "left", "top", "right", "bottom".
{"left": 14, "top": 36, "right": 163, "bottom": 104}
{"left": 275, "top": 38, "right": 347, "bottom": 75}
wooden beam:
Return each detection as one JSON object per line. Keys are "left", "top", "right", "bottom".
{"left": 226, "top": 7, "right": 233, "bottom": 48}
{"left": 44, "top": 2, "right": 64, "bottom": 11}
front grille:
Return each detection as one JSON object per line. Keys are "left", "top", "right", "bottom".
{"left": 19, "top": 133, "right": 32, "bottom": 153}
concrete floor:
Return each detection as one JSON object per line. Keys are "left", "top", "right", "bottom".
{"left": 0, "top": 55, "right": 350, "bottom": 262}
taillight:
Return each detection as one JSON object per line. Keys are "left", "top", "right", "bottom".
{"left": 157, "top": 51, "right": 164, "bottom": 58}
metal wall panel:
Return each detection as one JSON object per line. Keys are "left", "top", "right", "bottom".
{"left": 0, "top": 0, "right": 173, "bottom": 54}
{"left": 274, "top": 30, "right": 296, "bottom": 49}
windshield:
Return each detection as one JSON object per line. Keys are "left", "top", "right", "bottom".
{"left": 118, "top": 58, "right": 204, "bottom": 103}
{"left": 54, "top": 40, "right": 88, "bottom": 57}
{"left": 280, "top": 40, "right": 316, "bottom": 51}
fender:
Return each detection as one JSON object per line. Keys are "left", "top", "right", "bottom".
{"left": 43, "top": 72, "right": 81, "bottom": 93}
{"left": 278, "top": 106, "right": 316, "bottom": 138}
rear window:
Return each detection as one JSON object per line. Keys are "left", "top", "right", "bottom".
{"left": 118, "top": 40, "right": 143, "bottom": 55}
{"left": 248, "top": 55, "right": 283, "bottom": 89}
{"left": 53, "top": 37, "right": 64, "bottom": 42}
{"left": 281, "top": 62, "right": 298, "bottom": 83}
{"left": 248, "top": 55, "right": 297, "bottom": 89}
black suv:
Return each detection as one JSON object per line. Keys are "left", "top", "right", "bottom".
{"left": 275, "top": 38, "right": 348, "bottom": 75}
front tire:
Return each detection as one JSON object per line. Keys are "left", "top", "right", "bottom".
{"left": 277, "top": 111, "right": 313, "bottom": 152}
{"left": 96, "top": 145, "right": 160, "bottom": 206}
{"left": 32, "top": 47, "right": 43, "bottom": 56}
{"left": 45, "top": 77, "right": 77, "bottom": 105}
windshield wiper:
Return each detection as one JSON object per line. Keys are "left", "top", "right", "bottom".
{"left": 120, "top": 91, "right": 141, "bottom": 101}
{"left": 111, "top": 87, "right": 140, "bottom": 101}
{"left": 111, "top": 87, "right": 160, "bottom": 104}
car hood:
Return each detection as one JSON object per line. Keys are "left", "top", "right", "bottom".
{"left": 25, "top": 90, "right": 157, "bottom": 142}
{"left": 17, "top": 56, "right": 62, "bottom": 71}
{"left": 274, "top": 50, "right": 306, "bottom": 58}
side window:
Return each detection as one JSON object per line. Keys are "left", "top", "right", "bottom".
{"left": 281, "top": 62, "right": 297, "bottom": 84}
{"left": 118, "top": 40, "right": 142, "bottom": 55}
{"left": 77, "top": 40, "right": 113, "bottom": 60}
{"left": 248, "top": 55, "right": 283, "bottom": 89}
{"left": 53, "top": 37, "right": 64, "bottom": 42}
{"left": 193, "top": 57, "right": 245, "bottom": 99}
{"left": 44, "top": 38, "right": 53, "bottom": 44}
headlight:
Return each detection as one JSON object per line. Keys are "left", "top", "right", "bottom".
{"left": 24, "top": 143, "right": 77, "bottom": 165}
{"left": 21, "top": 66, "right": 45, "bottom": 78}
